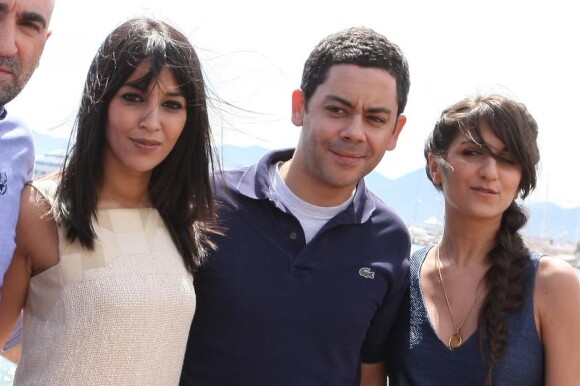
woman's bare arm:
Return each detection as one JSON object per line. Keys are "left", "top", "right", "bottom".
{"left": 0, "top": 185, "right": 58, "bottom": 347}
{"left": 535, "top": 256, "right": 580, "bottom": 385}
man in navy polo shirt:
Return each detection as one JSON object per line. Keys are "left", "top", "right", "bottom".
{"left": 181, "top": 27, "right": 411, "bottom": 386}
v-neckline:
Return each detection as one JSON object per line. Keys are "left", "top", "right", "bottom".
{"left": 417, "top": 246, "right": 479, "bottom": 351}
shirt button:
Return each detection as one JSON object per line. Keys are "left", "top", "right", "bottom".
{"left": 289, "top": 232, "right": 298, "bottom": 240}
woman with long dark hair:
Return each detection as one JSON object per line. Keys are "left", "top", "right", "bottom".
{"left": 0, "top": 17, "right": 216, "bottom": 385}
{"left": 384, "top": 94, "right": 580, "bottom": 385}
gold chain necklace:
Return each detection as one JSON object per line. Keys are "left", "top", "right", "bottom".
{"left": 435, "top": 242, "right": 480, "bottom": 350}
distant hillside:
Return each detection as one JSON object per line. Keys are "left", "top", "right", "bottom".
{"left": 34, "top": 132, "right": 72, "bottom": 156}
{"left": 32, "top": 132, "right": 579, "bottom": 242}
{"left": 216, "top": 144, "right": 579, "bottom": 243}
{"left": 365, "top": 169, "right": 580, "bottom": 243}
{"left": 216, "top": 144, "right": 579, "bottom": 242}
{"left": 216, "top": 145, "right": 269, "bottom": 170}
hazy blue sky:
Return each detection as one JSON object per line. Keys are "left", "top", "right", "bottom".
{"left": 10, "top": 0, "right": 580, "bottom": 207}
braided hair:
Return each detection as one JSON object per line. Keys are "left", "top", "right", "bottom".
{"left": 424, "top": 94, "right": 540, "bottom": 384}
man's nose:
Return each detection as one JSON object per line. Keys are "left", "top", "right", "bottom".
{"left": 0, "top": 20, "right": 18, "bottom": 58}
{"left": 340, "top": 115, "right": 365, "bottom": 142}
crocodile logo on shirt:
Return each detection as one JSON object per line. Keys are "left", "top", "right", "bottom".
{"left": 359, "top": 267, "right": 375, "bottom": 279}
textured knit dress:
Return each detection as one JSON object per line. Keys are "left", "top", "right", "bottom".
{"left": 14, "top": 179, "right": 196, "bottom": 385}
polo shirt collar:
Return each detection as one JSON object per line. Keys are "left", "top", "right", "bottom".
{"left": 236, "top": 148, "right": 293, "bottom": 200}
{"left": 236, "top": 148, "right": 376, "bottom": 224}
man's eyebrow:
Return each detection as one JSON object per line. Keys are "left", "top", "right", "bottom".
{"left": 325, "top": 94, "right": 353, "bottom": 108}
{"left": 0, "top": 3, "right": 9, "bottom": 14}
{"left": 325, "top": 94, "right": 392, "bottom": 114}
{"left": 366, "top": 106, "right": 392, "bottom": 114}
{"left": 20, "top": 11, "right": 48, "bottom": 29}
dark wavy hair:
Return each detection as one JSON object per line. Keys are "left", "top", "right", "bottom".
{"left": 55, "top": 17, "right": 216, "bottom": 273}
{"left": 424, "top": 94, "right": 540, "bottom": 385}
{"left": 300, "top": 26, "right": 410, "bottom": 115}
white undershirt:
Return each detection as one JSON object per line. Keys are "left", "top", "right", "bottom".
{"left": 269, "top": 162, "right": 354, "bottom": 243}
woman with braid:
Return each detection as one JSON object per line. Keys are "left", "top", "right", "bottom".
{"left": 383, "top": 94, "right": 580, "bottom": 385}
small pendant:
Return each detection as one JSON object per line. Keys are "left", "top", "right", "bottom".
{"left": 448, "top": 333, "right": 463, "bottom": 350}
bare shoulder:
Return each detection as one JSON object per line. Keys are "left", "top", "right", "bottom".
{"left": 534, "top": 256, "right": 580, "bottom": 383}
{"left": 534, "top": 255, "right": 580, "bottom": 321}
{"left": 535, "top": 255, "right": 579, "bottom": 292}
{"left": 17, "top": 184, "right": 54, "bottom": 233}
{"left": 16, "top": 183, "right": 59, "bottom": 273}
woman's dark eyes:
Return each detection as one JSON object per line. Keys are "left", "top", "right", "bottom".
{"left": 121, "top": 93, "right": 183, "bottom": 109}
{"left": 163, "top": 101, "right": 184, "bottom": 110}
{"left": 122, "top": 93, "right": 142, "bottom": 102}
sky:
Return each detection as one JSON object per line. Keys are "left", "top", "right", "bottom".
{"left": 9, "top": 0, "right": 580, "bottom": 208}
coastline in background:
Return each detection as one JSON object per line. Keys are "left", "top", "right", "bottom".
{"left": 34, "top": 136, "right": 580, "bottom": 245}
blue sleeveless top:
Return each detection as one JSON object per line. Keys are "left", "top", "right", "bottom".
{"left": 385, "top": 247, "right": 544, "bottom": 385}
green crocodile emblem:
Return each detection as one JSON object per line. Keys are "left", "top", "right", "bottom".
{"left": 359, "top": 267, "right": 375, "bottom": 279}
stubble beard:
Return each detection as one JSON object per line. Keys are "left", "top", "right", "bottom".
{"left": 312, "top": 156, "right": 364, "bottom": 190}
{"left": 0, "top": 57, "right": 29, "bottom": 106}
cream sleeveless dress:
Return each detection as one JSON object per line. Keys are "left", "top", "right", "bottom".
{"left": 14, "top": 179, "right": 196, "bottom": 385}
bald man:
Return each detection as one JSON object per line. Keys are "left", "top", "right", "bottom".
{"left": 0, "top": 0, "right": 54, "bottom": 363}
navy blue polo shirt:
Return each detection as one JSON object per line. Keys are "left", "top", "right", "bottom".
{"left": 181, "top": 149, "right": 410, "bottom": 386}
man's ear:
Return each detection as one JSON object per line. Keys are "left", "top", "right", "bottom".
{"left": 428, "top": 153, "right": 442, "bottom": 185}
{"left": 291, "top": 89, "right": 305, "bottom": 127}
{"left": 385, "top": 115, "right": 407, "bottom": 151}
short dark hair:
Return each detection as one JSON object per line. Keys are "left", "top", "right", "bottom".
{"left": 56, "top": 17, "right": 216, "bottom": 272}
{"left": 300, "top": 27, "right": 410, "bottom": 115}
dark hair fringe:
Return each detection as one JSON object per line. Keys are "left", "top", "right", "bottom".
{"left": 54, "top": 17, "right": 218, "bottom": 273}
